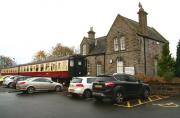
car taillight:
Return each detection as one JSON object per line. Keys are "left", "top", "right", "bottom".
{"left": 76, "top": 84, "right": 84, "bottom": 87}
{"left": 19, "top": 82, "right": 27, "bottom": 85}
{"left": 105, "top": 82, "right": 115, "bottom": 88}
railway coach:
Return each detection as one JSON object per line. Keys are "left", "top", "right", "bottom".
{"left": 0, "top": 55, "right": 87, "bottom": 85}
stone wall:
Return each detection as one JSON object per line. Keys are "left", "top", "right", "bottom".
{"left": 150, "top": 83, "right": 180, "bottom": 96}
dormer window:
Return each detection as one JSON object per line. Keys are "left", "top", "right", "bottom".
{"left": 82, "top": 44, "right": 86, "bottom": 55}
{"left": 114, "top": 38, "right": 119, "bottom": 51}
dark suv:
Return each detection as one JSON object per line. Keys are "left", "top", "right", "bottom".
{"left": 92, "top": 74, "right": 150, "bottom": 103}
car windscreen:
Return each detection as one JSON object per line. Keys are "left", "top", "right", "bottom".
{"left": 95, "top": 77, "right": 116, "bottom": 82}
{"left": 71, "top": 78, "right": 82, "bottom": 83}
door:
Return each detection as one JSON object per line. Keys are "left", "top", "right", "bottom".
{"left": 117, "top": 60, "right": 123, "bottom": 73}
{"left": 126, "top": 75, "right": 142, "bottom": 96}
{"left": 97, "top": 64, "right": 102, "bottom": 76}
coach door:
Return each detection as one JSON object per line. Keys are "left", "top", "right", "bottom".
{"left": 117, "top": 60, "right": 123, "bottom": 73}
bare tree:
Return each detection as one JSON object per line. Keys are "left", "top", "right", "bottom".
{"left": 51, "top": 43, "right": 74, "bottom": 57}
{"left": 33, "top": 50, "right": 47, "bottom": 62}
{"left": 0, "top": 55, "right": 16, "bottom": 68}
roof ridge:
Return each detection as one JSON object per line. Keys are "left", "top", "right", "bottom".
{"left": 95, "top": 36, "right": 107, "bottom": 40}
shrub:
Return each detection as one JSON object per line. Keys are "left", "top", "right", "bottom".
{"left": 163, "top": 71, "right": 174, "bottom": 82}
{"left": 135, "top": 73, "right": 166, "bottom": 83}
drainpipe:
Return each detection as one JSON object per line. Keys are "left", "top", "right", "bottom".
{"left": 143, "top": 37, "right": 147, "bottom": 75}
{"left": 103, "top": 53, "right": 105, "bottom": 74}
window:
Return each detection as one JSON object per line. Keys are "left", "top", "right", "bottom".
{"left": 36, "top": 65, "right": 39, "bottom": 72}
{"left": 70, "top": 60, "right": 74, "bottom": 67}
{"left": 52, "top": 63, "right": 57, "bottom": 71}
{"left": 82, "top": 44, "right": 86, "bottom": 55}
{"left": 114, "top": 75, "right": 127, "bottom": 81}
{"left": 97, "top": 64, "right": 102, "bottom": 76}
{"left": 45, "top": 64, "right": 49, "bottom": 71}
{"left": 120, "top": 37, "right": 125, "bottom": 50}
{"left": 40, "top": 64, "right": 44, "bottom": 71}
{"left": 30, "top": 66, "right": 32, "bottom": 72}
{"left": 78, "top": 61, "right": 82, "bottom": 66}
{"left": 95, "top": 77, "right": 116, "bottom": 82}
{"left": 114, "top": 38, "right": 119, "bottom": 51}
{"left": 71, "top": 78, "right": 82, "bottom": 83}
{"left": 127, "top": 75, "right": 137, "bottom": 82}
{"left": 87, "top": 78, "right": 96, "bottom": 83}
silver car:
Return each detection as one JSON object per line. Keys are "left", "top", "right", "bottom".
{"left": 16, "top": 77, "right": 63, "bottom": 94}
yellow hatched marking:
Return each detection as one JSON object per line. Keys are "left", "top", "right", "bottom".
{"left": 148, "top": 97, "right": 152, "bottom": 101}
{"left": 114, "top": 95, "right": 169, "bottom": 108}
{"left": 138, "top": 99, "right": 142, "bottom": 104}
{"left": 127, "top": 101, "right": 131, "bottom": 108}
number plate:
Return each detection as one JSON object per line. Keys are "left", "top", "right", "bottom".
{"left": 69, "top": 89, "right": 74, "bottom": 92}
{"left": 94, "top": 85, "right": 102, "bottom": 88}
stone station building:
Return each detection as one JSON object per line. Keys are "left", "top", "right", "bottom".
{"left": 80, "top": 3, "right": 167, "bottom": 76}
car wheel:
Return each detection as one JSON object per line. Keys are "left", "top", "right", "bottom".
{"left": 142, "top": 88, "right": 150, "bottom": 99}
{"left": 83, "top": 90, "right": 92, "bottom": 98}
{"left": 113, "top": 91, "right": 124, "bottom": 104}
{"left": 55, "top": 86, "right": 62, "bottom": 92}
{"left": 8, "top": 83, "right": 13, "bottom": 88}
{"left": 94, "top": 97, "right": 103, "bottom": 102}
{"left": 27, "top": 87, "right": 35, "bottom": 94}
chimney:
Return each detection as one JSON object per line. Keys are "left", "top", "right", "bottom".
{"left": 138, "top": 2, "right": 148, "bottom": 35}
{"left": 88, "top": 27, "right": 95, "bottom": 39}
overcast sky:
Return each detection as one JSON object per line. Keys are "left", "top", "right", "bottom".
{"left": 0, "top": 0, "right": 179, "bottom": 64}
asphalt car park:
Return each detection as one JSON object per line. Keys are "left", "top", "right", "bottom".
{"left": 0, "top": 86, "right": 179, "bottom": 118}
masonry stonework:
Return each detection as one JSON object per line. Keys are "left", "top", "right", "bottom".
{"left": 80, "top": 4, "right": 167, "bottom": 76}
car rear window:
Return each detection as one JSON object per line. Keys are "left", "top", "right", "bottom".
{"left": 71, "top": 78, "right": 82, "bottom": 83}
{"left": 87, "top": 78, "right": 96, "bottom": 83}
{"left": 95, "top": 77, "right": 116, "bottom": 82}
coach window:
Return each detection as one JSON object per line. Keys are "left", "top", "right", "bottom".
{"left": 46, "top": 64, "right": 49, "bottom": 71}
{"left": 53, "top": 63, "right": 57, "bottom": 71}
{"left": 24, "top": 67, "right": 26, "bottom": 72}
{"left": 40, "top": 64, "right": 44, "bottom": 71}
{"left": 30, "top": 66, "right": 32, "bottom": 72}
{"left": 27, "top": 67, "right": 29, "bottom": 72}
{"left": 58, "top": 62, "right": 61, "bottom": 69}
{"left": 36, "top": 65, "right": 39, "bottom": 72}
{"left": 70, "top": 60, "right": 74, "bottom": 67}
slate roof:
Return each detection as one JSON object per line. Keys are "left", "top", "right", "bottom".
{"left": 89, "top": 36, "right": 106, "bottom": 55}
{"left": 121, "top": 15, "right": 167, "bottom": 43}
{"left": 86, "top": 14, "right": 167, "bottom": 55}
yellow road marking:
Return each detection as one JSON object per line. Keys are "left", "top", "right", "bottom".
{"left": 153, "top": 102, "right": 179, "bottom": 108}
{"left": 138, "top": 99, "right": 142, "bottom": 104}
{"left": 114, "top": 95, "right": 169, "bottom": 108}
{"left": 127, "top": 101, "right": 131, "bottom": 108}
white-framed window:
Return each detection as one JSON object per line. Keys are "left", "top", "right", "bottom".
{"left": 82, "top": 44, "right": 86, "bottom": 55}
{"left": 120, "top": 36, "right": 125, "bottom": 50}
{"left": 97, "top": 64, "right": 102, "bottom": 76}
{"left": 114, "top": 38, "right": 119, "bottom": 51}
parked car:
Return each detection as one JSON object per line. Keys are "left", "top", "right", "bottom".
{"left": 92, "top": 73, "right": 150, "bottom": 103}
{"left": 16, "top": 77, "right": 63, "bottom": 94}
{"left": 11, "top": 76, "right": 31, "bottom": 88}
{"left": 68, "top": 77, "right": 97, "bottom": 98}
{"left": 2, "top": 75, "right": 19, "bottom": 88}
